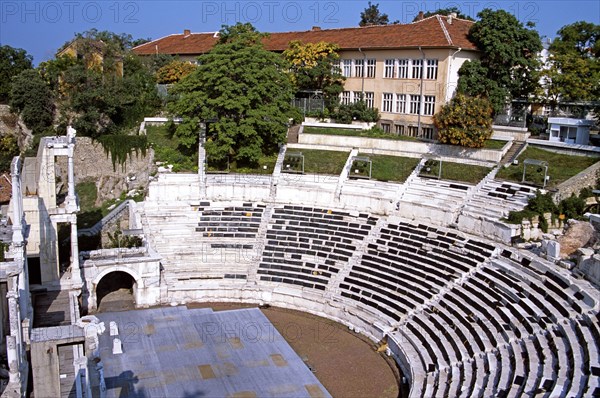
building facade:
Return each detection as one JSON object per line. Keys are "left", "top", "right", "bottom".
{"left": 133, "top": 14, "right": 479, "bottom": 140}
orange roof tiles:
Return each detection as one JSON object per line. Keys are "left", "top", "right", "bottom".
{"left": 132, "top": 15, "right": 477, "bottom": 56}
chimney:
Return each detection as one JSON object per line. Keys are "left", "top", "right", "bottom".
{"left": 312, "top": 26, "right": 321, "bottom": 31}
{"left": 416, "top": 11, "right": 424, "bottom": 21}
{"left": 183, "top": 29, "right": 191, "bottom": 37}
{"left": 447, "top": 13, "right": 456, "bottom": 24}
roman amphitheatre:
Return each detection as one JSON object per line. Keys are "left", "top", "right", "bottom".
{"left": 1, "top": 19, "right": 600, "bottom": 398}
{"left": 1, "top": 117, "right": 599, "bottom": 398}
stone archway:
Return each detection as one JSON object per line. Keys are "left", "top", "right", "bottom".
{"left": 94, "top": 270, "right": 137, "bottom": 312}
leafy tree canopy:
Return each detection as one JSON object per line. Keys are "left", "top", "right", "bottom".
{"left": 0, "top": 45, "right": 33, "bottom": 103}
{"left": 156, "top": 60, "right": 197, "bottom": 84}
{"left": 283, "top": 41, "right": 345, "bottom": 110}
{"left": 543, "top": 21, "right": 600, "bottom": 110}
{"left": 550, "top": 21, "right": 600, "bottom": 58}
{"left": 457, "top": 9, "right": 542, "bottom": 114}
{"left": 414, "top": 7, "right": 474, "bottom": 21}
{"left": 169, "top": 23, "right": 294, "bottom": 167}
{"left": 433, "top": 94, "right": 493, "bottom": 148}
{"left": 359, "top": 2, "right": 389, "bottom": 26}
{"left": 9, "top": 69, "right": 54, "bottom": 134}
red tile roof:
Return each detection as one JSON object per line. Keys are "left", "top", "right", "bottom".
{"left": 132, "top": 15, "right": 477, "bottom": 56}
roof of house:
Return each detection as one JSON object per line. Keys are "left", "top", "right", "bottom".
{"left": 132, "top": 15, "right": 477, "bottom": 56}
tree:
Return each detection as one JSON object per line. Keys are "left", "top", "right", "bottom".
{"left": 156, "top": 60, "right": 197, "bottom": 84}
{"left": 0, "top": 45, "right": 33, "bottom": 103}
{"left": 0, "top": 133, "right": 19, "bottom": 172}
{"left": 9, "top": 69, "right": 54, "bottom": 134}
{"left": 56, "top": 54, "right": 159, "bottom": 138}
{"left": 433, "top": 94, "right": 493, "bottom": 148}
{"left": 542, "top": 21, "right": 600, "bottom": 112}
{"left": 282, "top": 41, "right": 345, "bottom": 110}
{"left": 359, "top": 2, "right": 389, "bottom": 26}
{"left": 169, "top": 23, "right": 294, "bottom": 166}
{"left": 414, "top": 7, "right": 474, "bottom": 21}
{"left": 456, "top": 9, "right": 542, "bottom": 114}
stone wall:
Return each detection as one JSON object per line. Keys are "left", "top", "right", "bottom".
{"left": 0, "top": 104, "right": 32, "bottom": 150}
{"left": 57, "top": 136, "right": 154, "bottom": 205}
{"left": 553, "top": 162, "right": 600, "bottom": 202}
{"left": 576, "top": 248, "right": 600, "bottom": 287}
{"left": 295, "top": 134, "right": 510, "bottom": 164}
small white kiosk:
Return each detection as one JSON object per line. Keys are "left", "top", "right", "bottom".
{"left": 548, "top": 117, "right": 594, "bottom": 145}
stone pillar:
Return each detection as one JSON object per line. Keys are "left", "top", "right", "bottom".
{"left": 66, "top": 126, "right": 78, "bottom": 213}
{"left": 6, "top": 289, "right": 22, "bottom": 386}
{"left": 198, "top": 122, "right": 206, "bottom": 196}
{"left": 6, "top": 335, "right": 19, "bottom": 384}
{"left": 10, "top": 157, "right": 24, "bottom": 244}
{"left": 71, "top": 217, "right": 82, "bottom": 286}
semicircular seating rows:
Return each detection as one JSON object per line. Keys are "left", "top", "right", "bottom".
{"left": 140, "top": 200, "right": 600, "bottom": 398}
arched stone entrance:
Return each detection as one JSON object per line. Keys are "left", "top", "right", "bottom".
{"left": 95, "top": 271, "right": 136, "bottom": 311}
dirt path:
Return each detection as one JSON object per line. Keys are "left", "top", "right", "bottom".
{"left": 188, "top": 302, "right": 402, "bottom": 398}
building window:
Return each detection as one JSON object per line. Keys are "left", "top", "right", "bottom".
{"left": 412, "top": 59, "right": 423, "bottom": 79}
{"left": 342, "top": 59, "right": 352, "bottom": 77}
{"left": 382, "top": 93, "right": 394, "bottom": 112}
{"left": 422, "top": 127, "right": 434, "bottom": 140}
{"left": 366, "top": 59, "right": 376, "bottom": 77}
{"left": 364, "top": 92, "right": 374, "bottom": 108}
{"left": 381, "top": 123, "right": 391, "bottom": 133}
{"left": 426, "top": 59, "right": 438, "bottom": 80}
{"left": 384, "top": 59, "right": 395, "bottom": 78}
{"left": 397, "top": 59, "right": 409, "bottom": 79}
{"left": 332, "top": 60, "right": 341, "bottom": 75}
{"left": 395, "top": 124, "right": 405, "bottom": 135}
{"left": 341, "top": 91, "right": 351, "bottom": 105}
{"left": 354, "top": 59, "right": 364, "bottom": 77}
{"left": 410, "top": 94, "right": 420, "bottom": 114}
{"left": 395, "top": 94, "right": 406, "bottom": 113}
{"left": 352, "top": 91, "right": 363, "bottom": 103}
{"left": 423, "top": 95, "right": 436, "bottom": 115}
{"left": 407, "top": 126, "right": 419, "bottom": 137}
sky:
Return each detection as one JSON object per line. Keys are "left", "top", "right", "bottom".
{"left": 1, "top": 0, "right": 599, "bottom": 65}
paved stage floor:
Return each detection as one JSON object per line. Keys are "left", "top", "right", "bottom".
{"left": 96, "top": 306, "right": 331, "bottom": 398}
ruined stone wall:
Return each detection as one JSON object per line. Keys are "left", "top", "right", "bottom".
{"left": 56, "top": 136, "right": 155, "bottom": 206}
{"left": 553, "top": 162, "right": 600, "bottom": 202}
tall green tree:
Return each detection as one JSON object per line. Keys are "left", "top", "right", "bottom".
{"left": 542, "top": 21, "right": 600, "bottom": 112}
{"left": 169, "top": 23, "right": 294, "bottom": 166}
{"left": 359, "top": 2, "right": 389, "bottom": 26}
{"left": 433, "top": 94, "right": 493, "bottom": 148}
{"left": 283, "top": 41, "right": 345, "bottom": 110}
{"left": 457, "top": 9, "right": 542, "bottom": 114}
{"left": 414, "top": 7, "right": 474, "bottom": 21}
{"left": 0, "top": 45, "right": 33, "bottom": 103}
{"left": 9, "top": 69, "right": 54, "bottom": 134}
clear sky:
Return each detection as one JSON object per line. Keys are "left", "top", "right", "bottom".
{"left": 1, "top": 0, "right": 599, "bottom": 65}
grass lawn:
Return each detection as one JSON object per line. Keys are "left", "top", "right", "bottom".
{"left": 483, "top": 140, "right": 508, "bottom": 150}
{"left": 496, "top": 146, "right": 600, "bottom": 188}
{"left": 301, "top": 149, "right": 350, "bottom": 174}
{"left": 357, "top": 154, "right": 420, "bottom": 183}
{"left": 146, "top": 124, "right": 198, "bottom": 172}
{"left": 207, "top": 154, "right": 278, "bottom": 174}
{"left": 419, "top": 160, "right": 492, "bottom": 184}
{"left": 303, "top": 126, "right": 420, "bottom": 141}
{"left": 76, "top": 181, "right": 97, "bottom": 211}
